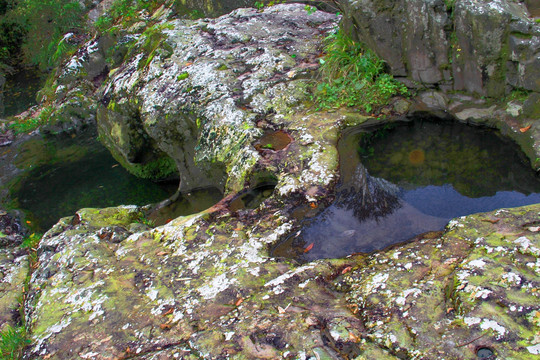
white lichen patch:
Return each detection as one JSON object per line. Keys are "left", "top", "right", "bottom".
{"left": 464, "top": 317, "right": 482, "bottom": 326}
{"left": 197, "top": 273, "right": 237, "bottom": 299}
{"left": 265, "top": 264, "right": 315, "bottom": 294}
{"left": 501, "top": 272, "right": 522, "bottom": 285}
{"left": 480, "top": 319, "right": 506, "bottom": 339}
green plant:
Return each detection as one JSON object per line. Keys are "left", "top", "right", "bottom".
{"left": 17, "top": 0, "right": 86, "bottom": 70}
{"left": 304, "top": 4, "right": 316, "bottom": 15}
{"left": 313, "top": 29, "right": 407, "bottom": 112}
{"left": 9, "top": 105, "right": 55, "bottom": 134}
{"left": 94, "top": 0, "right": 163, "bottom": 34}
{"left": 0, "top": 325, "right": 29, "bottom": 359}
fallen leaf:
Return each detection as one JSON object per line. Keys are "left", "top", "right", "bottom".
{"left": 156, "top": 251, "right": 169, "bottom": 256}
{"left": 160, "top": 323, "right": 172, "bottom": 329}
{"left": 481, "top": 218, "right": 499, "bottom": 224}
{"left": 446, "top": 307, "right": 454, "bottom": 313}
{"left": 341, "top": 266, "right": 352, "bottom": 275}
{"left": 111, "top": 164, "right": 119, "bottom": 168}
{"left": 304, "top": 243, "right": 314, "bottom": 253}
{"left": 349, "top": 332, "right": 361, "bottom": 343}
{"left": 520, "top": 125, "right": 531, "bottom": 133}
{"left": 309, "top": 202, "right": 317, "bottom": 209}
{"left": 185, "top": 62, "right": 193, "bottom": 66}
{"left": 162, "top": 308, "right": 174, "bottom": 316}
{"left": 527, "top": 226, "right": 540, "bottom": 232}
{"left": 235, "top": 297, "right": 244, "bottom": 306}
{"left": 277, "top": 306, "right": 286, "bottom": 314}
{"left": 26, "top": 220, "right": 32, "bottom": 224}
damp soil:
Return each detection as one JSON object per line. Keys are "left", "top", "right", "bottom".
{"left": 11, "top": 128, "right": 222, "bottom": 232}
{"left": 273, "top": 118, "right": 540, "bottom": 261}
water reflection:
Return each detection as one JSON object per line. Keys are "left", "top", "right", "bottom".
{"left": 273, "top": 118, "right": 540, "bottom": 261}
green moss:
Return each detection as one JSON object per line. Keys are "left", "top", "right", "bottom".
{"left": 177, "top": 72, "right": 189, "bottom": 81}
{"left": 108, "top": 147, "right": 178, "bottom": 180}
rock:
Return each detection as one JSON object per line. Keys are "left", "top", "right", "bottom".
{"left": 343, "top": 205, "right": 540, "bottom": 359}
{"left": 418, "top": 91, "right": 449, "bottom": 111}
{"left": 523, "top": 92, "right": 540, "bottom": 119}
{"left": 23, "top": 201, "right": 540, "bottom": 358}
{"left": 340, "top": 0, "right": 540, "bottom": 97}
{"left": 0, "top": 210, "right": 28, "bottom": 332}
{"left": 454, "top": 105, "right": 498, "bottom": 121}
{"left": 0, "top": 248, "right": 28, "bottom": 332}
{"left": 0, "top": 72, "right": 4, "bottom": 116}
{"left": 96, "top": 4, "right": 338, "bottom": 190}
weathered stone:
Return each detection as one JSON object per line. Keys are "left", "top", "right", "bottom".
{"left": 0, "top": 248, "right": 28, "bottom": 332}
{"left": 343, "top": 205, "right": 540, "bottom": 359}
{"left": 340, "top": 0, "right": 540, "bottom": 97}
{"left": 0, "top": 211, "right": 28, "bottom": 332}
{"left": 97, "top": 4, "right": 338, "bottom": 189}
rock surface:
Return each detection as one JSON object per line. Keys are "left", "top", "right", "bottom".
{"left": 97, "top": 4, "right": 338, "bottom": 189}
{"left": 0, "top": 210, "right": 28, "bottom": 332}
{"left": 23, "top": 201, "right": 540, "bottom": 358}
{"left": 0, "top": 2, "right": 537, "bottom": 359}
{"left": 340, "top": 0, "right": 540, "bottom": 96}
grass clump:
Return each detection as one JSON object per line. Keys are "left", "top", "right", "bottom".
{"left": 313, "top": 29, "right": 407, "bottom": 113}
{"left": 0, "top": 325, "right": 29, "bottom": 359}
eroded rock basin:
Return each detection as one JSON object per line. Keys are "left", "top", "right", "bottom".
{"left": 274, "top": 118, "right": 540, "bottom": 261}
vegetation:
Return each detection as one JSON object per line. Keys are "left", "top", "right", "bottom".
{"left": 312, "top": 29, "right": 408, "bottom": 113}
{"left": 0, "top": 325, "right": 28, "bottom": 360}
{"left": 94, "top": 0, "right": 165, "bottom": 34}
{"left": 9, "top": 105, "right": 54, "bottom": 134}
{"left": 0, "top": 0, "right": 85, "bottom": 71}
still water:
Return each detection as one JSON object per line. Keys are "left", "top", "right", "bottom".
{"left": 13, "top": 129, "right": 222, "bottom": 232}
{"left": 273, "top": 119, "right": 540, "bottom": 261}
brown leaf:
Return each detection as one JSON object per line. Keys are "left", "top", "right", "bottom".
{"left": 481, "top": 218, "right": 499, "bottom": 224}
{"left": 235, "top": 297, "right": 244, "bottom": 306}
{"left": 156, "top": 251, "right": 169, "bottom": 256}
{"left": 162, "top": 308, "right": 174, "bottom": 316}
{"left": 304, "top": 243, "right": 314, "bottom": 253}
{"left": 520, "top": 125, "right": 531, "bottom": 133}
{"left": 160, "top": 323, "right": 172, "bottom": 329}
{"left": 341, "top": 266, "right": 352, "bottom": 274}
{"left": 277, "top": 306, "right": 286, "bottom": 314}
{"left": 309, "top": 202, "right": 317, "bottom": 209}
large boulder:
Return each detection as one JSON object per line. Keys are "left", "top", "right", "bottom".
{"left": 340, "top": 0, "right": 540, "bottom": 97}
{"left": 96, "top": 4, "right": 338, "bottom": 190}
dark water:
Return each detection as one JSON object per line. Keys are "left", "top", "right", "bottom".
{"left": 273, "top": 119, "right": 540, "bottom": 261}
{"left": 3, "top": 68, "right": 44, "bottom": 116}
{"left": 13, "top": 129, "right": 222, "bottom": 232}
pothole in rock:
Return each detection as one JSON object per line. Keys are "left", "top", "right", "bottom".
{"left": 273, "top": 117, "right": 540, "bottom": 261}
{"left": 11, "top": 128, "right": 221, "bottom": 232}
{"left": 253, "top": 130, "right": 293, "bottom": 152}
